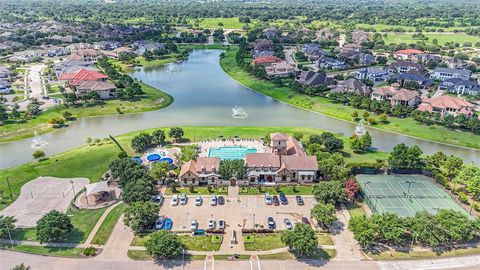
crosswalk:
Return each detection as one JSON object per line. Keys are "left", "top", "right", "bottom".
{"left": 250, "top": 255, "right": 261, "bottom": 270}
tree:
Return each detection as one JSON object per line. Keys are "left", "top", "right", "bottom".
{"left": 316, "top": 152, "right": 349, "bottom": 181}
{"left": 311, "top": 203, "right": 336, "bottom": 229}
{"left": 348, "top": 215, "right": 376, "bottom": 247}
{"left": 281, "top": 223, "right": 318, "bottom": 256}
{"left": 150, "top": 161, "right": 170, "bottom": 180}
{"left": 388, "top": 143, "right": 424, "bottom": 169}
{"left": 131, "top": 133, "right": 153, "bottom": 152}
{"left": 124, "top": 201, "right": 158, "bottom": 234}
{"left": 351, "top": 111, "right": 359, "bottom": 120}
{"left": 456, "top": 164, "right": 480, "bottom": 197}
{"left": 145, "top": 230, "right": 183, "bottom": 259}
{"left": 168, "top": 127, "right": 184, "bottom": 142}
{"left": 219, "top": 159, "right": 245, "bottom": 179}
{"left": 32, "top": 150, "right": 45, "bottom": 161}
{"left": 109, "top": 157, "right": 151, "bottom": 187}
{"left": 152, "top": 129, "right": 166, "bottom": 145}
{"left": 11, "top": 263, "right": 31, "bottom": 270}
{"left": 293, "top": 132, "right": 303, "bottom": 141}
{"left": 62, "top": 110, "right": 72, "bottom": 120}
{"left": 122, "top": 178, "right": 154, "bottom": 204}
{"left": 36, "top": 210, "right": 73, "bottom": 243}
{"left": 48, "top": 117, "right": 65, "bottom": 127}
{"left": 440, "top": 156, "right": 463, "bottom": 184}
{"left": 410, "top": 211, "right": 449, "bottom": 247}
{"left": 344, "top": 178, "right": 359, "bottom": 202}
{"left": 313, "top": 181, "right": 346, "bottom": 204}
{"left": 360, "top": 132, "right": 372, "bottom": 151}
{"left": 349, "top": 134, "right": 362, "bottom": 152}
{"left": 370, "top": 213, "right": 406, "bottom": 245}
{"left": 0, "top": 215, "right": 16, "bottom": 238}
{"left": 322, "top": 135, "right": 344, "bottom": 153}
{"left": 435, "top": 209, "right": 475, "bottom": 242}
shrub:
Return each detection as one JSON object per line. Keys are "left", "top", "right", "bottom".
{"left": 458, "top": 192, "right": 470, "bottom": 205}
{"left": 83, "top": 246, "right": 97, "bottom": 256}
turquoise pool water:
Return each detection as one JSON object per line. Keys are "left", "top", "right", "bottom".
{"left": 208, "top": 146, "right": 257, "bottom": 160}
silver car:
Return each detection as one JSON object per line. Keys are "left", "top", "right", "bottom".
{"left": 195, "top": 196, "right": 202, "bottom": 206}
{"left": 284, "top": 218, "right": 293, "bottom": 230}
{"left": 180, "top": 193, "right": 187, "bottom": 205}
{"left": 190, "top": 219, "right": 198, "bottom": 231}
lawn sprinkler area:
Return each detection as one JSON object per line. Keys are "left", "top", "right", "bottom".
{"left": 356, "top": 174, "right": 467, "bottom": 217}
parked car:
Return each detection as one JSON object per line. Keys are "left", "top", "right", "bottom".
{"left": 171, "top": 195, "right": 179, "bottom": 206}
{"left": 267, "top": 217, "right": 276, "bottom": 229}
{"left": 163, "top": 218, "right": 173, "bottom": 230}
{"left": 195, "top": 196, "right": 202, "bottom": 206}
{"left": 208, "top": 218, "right": 216, "bottom": 229}
{"left": 218, "top": 196, "right": 225, "bottom": 205}
{"left": 180, "top": 193, "right": 187, "bottom": 205}
{"left": 218, "top": 219, "right": 226, "bottom": 229}
{"left": 302, "top": 217, "right": 310, "bottom": 225}
{"left": 272, "top": 195, "right": 280, "bottom": 206}
{"left": 279, "top": 192, "right": 288, "bottom": 205}
{"left": 265, "top": 193, "right": 272, "bottom": 205}
{"left": 284, "top": 218, "right": 293, "bottom": 230}
{"left": 152, "top": 194, "right": 164, "bottom": 204}
{"left": 210, "top": 194, "right": 217, "bottom": 206}
{"left": 295, "top": 195, "right": 304, "bottom": 206}
{"left": 155, "top": 216, "right": 164, "bottom": 230}
{"left": 190, "top": 219, "right": 198, "bottom": 231}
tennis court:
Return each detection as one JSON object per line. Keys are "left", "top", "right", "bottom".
{"left": 356, "top": 174, "right": 468, "bottom": 217}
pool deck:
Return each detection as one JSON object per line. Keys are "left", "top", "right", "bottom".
{"left": 198, "top": 139, "right": 269, "bottom": 158}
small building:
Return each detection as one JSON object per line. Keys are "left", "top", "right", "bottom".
{"left": 59, "top": 68, "right": 109, "bottom": 86}
{"left": 443, "top": 57, "right": 468, "bottom": 69}
{"left": 265, "top": 61, "right": 296, "bottom": 78}
{"left": 69, "top": 49, "right": 102, "bottom": 62}
{"left": 417, "top": 96, "right": 475, "bottom": 117}
{"left": 351, "top": 30, "right": 370, "bottom": 45}
{"left": 354, "top": 67, "right": 390, "bottom": 82}
{"left": 371, "top": 86, "right": 420, "bottom": 107}
{"left": 93, "top": 41, "right": 121, "bottom": 51}
{"left": 76, "top": 81, "right": 116, "bottom": 99}
{"left": 296, "top": 70, "right": 333, "bottom": 87}
{"left": 438, "top": 78, "right": 479, "bottom": 96}
{"left": 136, "top": 42, "right": 165, "bottom": 55}
{"left": 341, "top": 43, "right": 362, "bottom": 52}
{"left": 179, "top": 157, "right": 221, "bottom": 186}
{"left": 430, "top": 67, "right": 471, "bottom": 81}
{"left": 394, "top": 49, "right": 425, "bottom": 60}
{"left": 388, "top": 60, "right": 427, "bottom": 74}
{"left": 262, "top": 27, "right": 279, "bottom": 40}
{"left": 317, "top": 57, "right": 348, "bottom": 70}
{"left": 331, "top": 78, "right": 370, "bottom": 95}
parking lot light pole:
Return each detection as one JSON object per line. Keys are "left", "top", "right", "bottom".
{"left": 182, "top": 248, "right": 185, "bottom": 270}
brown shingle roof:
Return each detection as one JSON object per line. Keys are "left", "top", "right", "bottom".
{"left": 281, "top": 155, "right": 318, "bottom": 171}
{"left": 246, "top": 153, "right": 281, "bottom": 167}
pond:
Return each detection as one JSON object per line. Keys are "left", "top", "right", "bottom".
{"left": 0, "top": 50, "right": 478, "bottom": 168}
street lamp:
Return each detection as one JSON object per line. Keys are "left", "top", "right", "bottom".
{"left": 70, "top": 180, "right": 76, "bottom": 196}
{"left": 182, "top": 248, "right": 185, "bottom": 270}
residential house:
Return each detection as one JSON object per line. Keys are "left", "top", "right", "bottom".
{"left": 179, "top": 157, "right": 221, "bottom": 186}
{"left": 296, "top": 70, "right": 333, "bottom": 87}
{"left": 396, "top": 69, "right": 431, "bottom": 89}
{"left": 66, "top": 43, "right": 92, "bottom": 53}
{"left": 394, "top": 49, "right": 425, "bottom": 60}
{"left": 265, "top": 61, "right": 297, "bottom": 77}
{"left": 331, "top": 78, "right": 370, "bottom": 95}
{"left": 0, "top": 80, "right": 11, "bottom": 94}
{"left": 317, "top": 57, "right": 348, "bottom": 70}
{"left": 341, "top": 43, "right": 362, "bottom": 52}
{"left": 444, "top": 57, "right": 468, "bottom": 69}
{"left": 136, "top": 42, "right": 165, "bottom": 55}
{"left": 387, "top": 60, "right": 427, "bottom": 74}
{"left": 50, "top": 35, "right": 74, "bottom": 43}
{"left": 354, "top": 67, "right": 390, "bottom": 82}
{"left": 0, "top": 66, "right": 10, "bottom": 79}
{"left": 302, "top": 44, "right": 326, "bottom": 62}
{"left": 351, "top": 30, "right": 370, "bottom": 44}
{"left": 339, "top": 50, "right": 375, "bottom": 66}
{"left": 315, "top": 28, "right": 335, "bottom": 41}
{"left": 93, "top": 41, "right": 121, "bottom": 51}
{"left": 430, "top": 67, "right": 471, "bottom": 81}
{"left": 414, "top": 53, "right": 441, "bottom": 64}
{"left": 69, "top": 49, "right": 102, "bottom": 62}
{"left": 54, "top": 60, "right": 96, "bottom": 79}
{"left": 252, "top": 56, "right": 282, "bottom": 66}
{"left": 262, "top": 27, "right": 279, "bottom": 40}
{"left": 59, "top": 68, "right": 109, "bottom": 86}
{"left": 371, "top": 86, "right": 420, "bottom": 107}
{"left": 252, "top": 39, "right": 274, "bottom": 59}
{"left": 8, "top": 50, "right": 40, "bottom": 62}
{"left": 438, "top": 78, "right": 479, "bottom": 96}
{"left": 102, "top": 47, "right": 133, "bottom": 58}
{"left": 76, "top": 81, "right": 116, "bottom": 99}
{"left": 417, "top": 96, "right": 475, "bottom": 117}
{"left": 47, "top": 47, "right": 70, "bottom": 57}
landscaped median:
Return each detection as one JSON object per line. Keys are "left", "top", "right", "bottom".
{"left": 219, "top": 47, "right": 479, "bottom": 149}
{"left": 131, "top": 234, "right": 222, "bottom": 252}
{"left": 90, "top": 203, "right": 127, "bottom": 245}
{"left": 0, "top": 243, "right": 85, "bottom": 258}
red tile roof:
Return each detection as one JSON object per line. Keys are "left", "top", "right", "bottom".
{"left": 395, "top": 49, "right": 424, "bottom": 55}
{"left": 69, "top": 69, "right": 109, "bottom": 86}
{"left": 252, "top": 56, "right": 281, "bottom": 65}
{"left": 418, "top": 95, "right": 473, "bottom": 112}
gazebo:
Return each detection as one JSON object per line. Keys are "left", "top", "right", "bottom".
{"left": 85, "top": 181, "right": 114, "bottom": 205}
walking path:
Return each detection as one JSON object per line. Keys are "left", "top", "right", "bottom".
{"left": 98, "top": 214, "right": 134, "bottom": 260}
{"left": 84, "top": 202, "right": 122, "bottom": 245}
{"left": 330, "top": 203, "right": 364, "bottom": 261}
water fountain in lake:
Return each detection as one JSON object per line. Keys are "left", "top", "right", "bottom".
{"left": 31, "top": 130, "right": 48, "bottom": 149}
{"left": 167, "top": 63, "right": 177, "bottom": 73}
{"left": 355, "top": 119, "right": 366, "bottom": 136}
{"left": 232, "top": 106, "right": 248, "bottom": 119}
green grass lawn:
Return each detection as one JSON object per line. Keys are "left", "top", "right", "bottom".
{"left": 220, "top": 48, "right": 479, "bottom": 149}
{"left": 317, "top": 233, "right": 334, "bottom": 245}
{"left": 189, "top": 17, "right": 254, "bottom": 29}
{"left": 213, "top": 254, "right": 251, "bottom": 260}
{"left": 258, "top": 249, "right": 336, "bottom": 260}
{"left": 164, "top": 186, "right": 228, "bottom": 195}
{"left": 127, "top": 250, "right": 206, "bottom": 261}
{"left": 0, "top": 126, "right": 386, "bottom": 210}
{"left": 347, "top": 202, "right": 366, "bottom": 219}
{"left": 368, "top": 247, "right": 480, "bottom": 260}
{"left": 382, "top": 33, "right": 480, "bottom": 46}
{"left": 239, "top": 185, "right": 313, "bottom": 195}
{"left": 132, "top": 234, "right": 221, "bottom": 251}
{"left": 6, "top": 206, "right": 107, "bottom": 243}
{"left": 90, "top": 203, "right": 126, "bottom": 245}
{"left": 0, "top": 244, "right": 83, "bottom": 258}
{"left": 244, "top": 233, "right": 285, "bottom": 251}
{"left": 0, "top": 82, "right": 173, "bottom": 143}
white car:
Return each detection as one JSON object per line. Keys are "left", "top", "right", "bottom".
{"left": 265, "top": 193, "right": 272, "bottom": 205}
{"left": 210, "top": 194, "right": 217, "bottom": 206}
{"left": 190, "top": 219, "right": 198, "bottom": 231}
{"left": 195, "top": 196, "right": 202, "bottom": 206}
{"left": 284, "top": 218, "right": 293, "bottom": 230}
{"left": 171, "top": 194, "right": 179, "bottom": 206}
{"left": 218, "top": 219, "right": 226, "bottom": 229}
{"left": 208, "top": 218, "right": 216, "bottom": 229}
{"left": 180, "top": 193, "right": 187, "bottom": 205}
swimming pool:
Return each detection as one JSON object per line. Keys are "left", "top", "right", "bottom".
{"left": 208, "top": 146, "right": 257, "bottom": 160}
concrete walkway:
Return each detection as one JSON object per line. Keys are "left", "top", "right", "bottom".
{"left": 98, "top": 214, "right": 135, "bottom": 260}
{"left": 330, "top": 203, "right": 364, "bottom": 261}
{"left": 84, "top": 202, "right": 123, "bottom": 245}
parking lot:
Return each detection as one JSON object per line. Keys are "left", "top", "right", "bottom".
{"left": 159, "top": 194, "right": 317, "bottom": 231}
